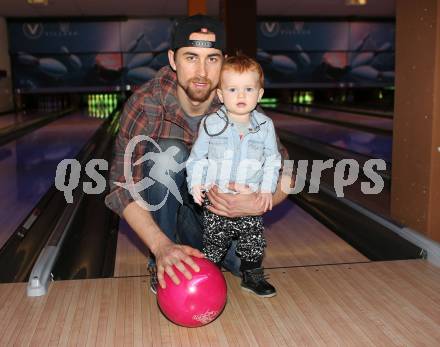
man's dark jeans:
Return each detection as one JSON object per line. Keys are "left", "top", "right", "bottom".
{"left": 141, "top": 138, "right": 240, "bottom": 276}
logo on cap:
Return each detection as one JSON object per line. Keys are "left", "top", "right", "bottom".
{"left": 190, "top": 40, "right": 215, "bottom": 48}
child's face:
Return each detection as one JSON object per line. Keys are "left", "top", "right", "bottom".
{"left": 217, "top": 69, "right": 264, "bottom": 118}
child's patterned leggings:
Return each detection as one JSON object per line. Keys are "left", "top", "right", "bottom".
{"left": 201, "top": 201, "right": 266, "bottom": 265}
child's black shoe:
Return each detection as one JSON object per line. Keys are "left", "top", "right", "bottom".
{"left": 241, "top": 267, "right": 276, "bottom": 298}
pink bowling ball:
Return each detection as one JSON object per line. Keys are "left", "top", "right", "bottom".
{"left": 157, "top": 257, "right": 227, "bottom": 328}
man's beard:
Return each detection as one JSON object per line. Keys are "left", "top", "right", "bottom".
{"left": 182, "top": 78, "right": 214, "bottom": 102}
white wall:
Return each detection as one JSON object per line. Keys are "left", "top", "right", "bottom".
{"left": 0, "top": 17, "right": 13, "bottom": 112}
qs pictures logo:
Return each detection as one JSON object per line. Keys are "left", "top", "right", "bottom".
{"left": 23, "top": 23, "right": 44, "bottom": 39}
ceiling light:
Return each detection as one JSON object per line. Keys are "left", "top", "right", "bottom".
{"left": 27, "top": 0, "right": 49, "bottom": 6}
{"left": 346, "top": 0, "right": 367, "bottom": 5}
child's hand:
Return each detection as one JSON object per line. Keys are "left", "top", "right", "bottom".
{"left": 192, "top": 185, "right": 204, "bottom": 205}
{"left": 257, "top": 192, "right": 273, "bottom": 212}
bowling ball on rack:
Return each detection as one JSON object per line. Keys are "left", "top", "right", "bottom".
{"left": 156, "top": 257, "right": 227, "bottom": 328}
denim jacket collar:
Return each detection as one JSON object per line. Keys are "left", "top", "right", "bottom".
{"left": 218, "top": 105, "right": 266, "bottom": 134}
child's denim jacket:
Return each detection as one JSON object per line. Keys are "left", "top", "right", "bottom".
{"left": 186, "top": 106, "right": 281, "bottom": 194}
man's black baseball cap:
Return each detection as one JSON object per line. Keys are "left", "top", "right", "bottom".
{"left": 171, "top": 14, "right": 225, "bottom": 51}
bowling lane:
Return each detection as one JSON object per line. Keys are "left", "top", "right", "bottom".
{"left": 114, "top": 199, "right": 369, "bottom": 277}
{"left": 0, "top": 111, "right": 42, "bottom": 130}
{"left": 0, "top": 113, "right": 18, "bottom": 130}
{"left": 311, "top": 103, "right": 394, "bottom": 118}
{"left": 0, "top": 110, "right": 103, "bottom": 249}
{"left": 275, "top": 104, "right": 393, "bottom": 132}
{"left": 267, "top": 110, "right": 392, "bottom": 162}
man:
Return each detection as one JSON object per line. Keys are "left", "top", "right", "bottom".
{"left": 105, "top": 15, "right": 290, "bottom": 292}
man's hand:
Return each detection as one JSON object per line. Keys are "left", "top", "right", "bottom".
{"left": 257, "top": 192, "right": 273, "bottom": 212}
{"left": 206, "top": 177, "right": 290, "bottom": 217}
{"left": 206, "top": 183, "right": 265, "bottom": 217}
{"left": 122, "top": 201, "right": 206, "bottom": 290}
{"left": 152, "top": 237, "right": 205, "bottom": 289}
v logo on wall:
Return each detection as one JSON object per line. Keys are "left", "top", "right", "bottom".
{"left": 23, "top": 23, "right": 44, "bottom": 39}
{"left": 260, "top": 22, "right": 280, "bottom": 38}
{"left": 59, "top": 22, "right": 71, "bottom": 34}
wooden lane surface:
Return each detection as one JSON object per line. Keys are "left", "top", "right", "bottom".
{"left": 1, "top": 259, "right": 440, "bottom": 346}
{"left": 114, "top": 200, "right": 369, "bottom": 277}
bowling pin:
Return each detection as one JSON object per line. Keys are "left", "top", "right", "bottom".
{"left": 127, "top": 53, "right": 154, "bottom": 70}
{"left": 378, "top": 42, "right": 392, "bottom": 52}
{"left": 271, "top": 55, "right": 297, "bottom": 74}
{"left": 256, "top": 49, "right": 271, "bottom": 63}
{"left": 149, "top": 52, "right": 169, "bottom": 70}
{"left": 350, "top": 66, "right": 379, "bottom": 80}
{"left": 127, "top": 66, "right": 157, "bottom": 84}
{"left": 154, "top": 41, "right": 170, "bottom": 52}
{"left": 38, "top": 58, "right": 68, "bottom": 79}
{"left": 379, "top": 71, "right": 395, "bottom": 81}
{"left": 61, "top": 46, "right": 82, "bottom": 71}
{"left": 305, "top": 91, "right": 312, "bottom": 104}
{"left": 18, "top": 52, "right": 39, "bottom": 66}
{"left": 360, "top": 35, "right": 377, "bottom": 51}
{"left": 127, "top": 33, "right": 145, "bottom": 53}
{"left": 293, "top": 91, "right": 298, "bottom": 104}
{"left": 353, "top": 33, "right": 370, "bottom": 51}
{"left": 295, "top": 44, "right": 311, "bottom": 66}
{"left": 350, "top": 52, "right": 374, "bottom": 68}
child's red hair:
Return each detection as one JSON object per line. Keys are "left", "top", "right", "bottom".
{"left": 219, "top": 55, "right": 264, "bottom": 88}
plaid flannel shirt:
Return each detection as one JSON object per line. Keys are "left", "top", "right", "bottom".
{"left": 105, "top": 66, "right": 288, "bottom": 217}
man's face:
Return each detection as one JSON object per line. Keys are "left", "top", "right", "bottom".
{"left": 168, "top": 32, "right": 223, "bottom": 103}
